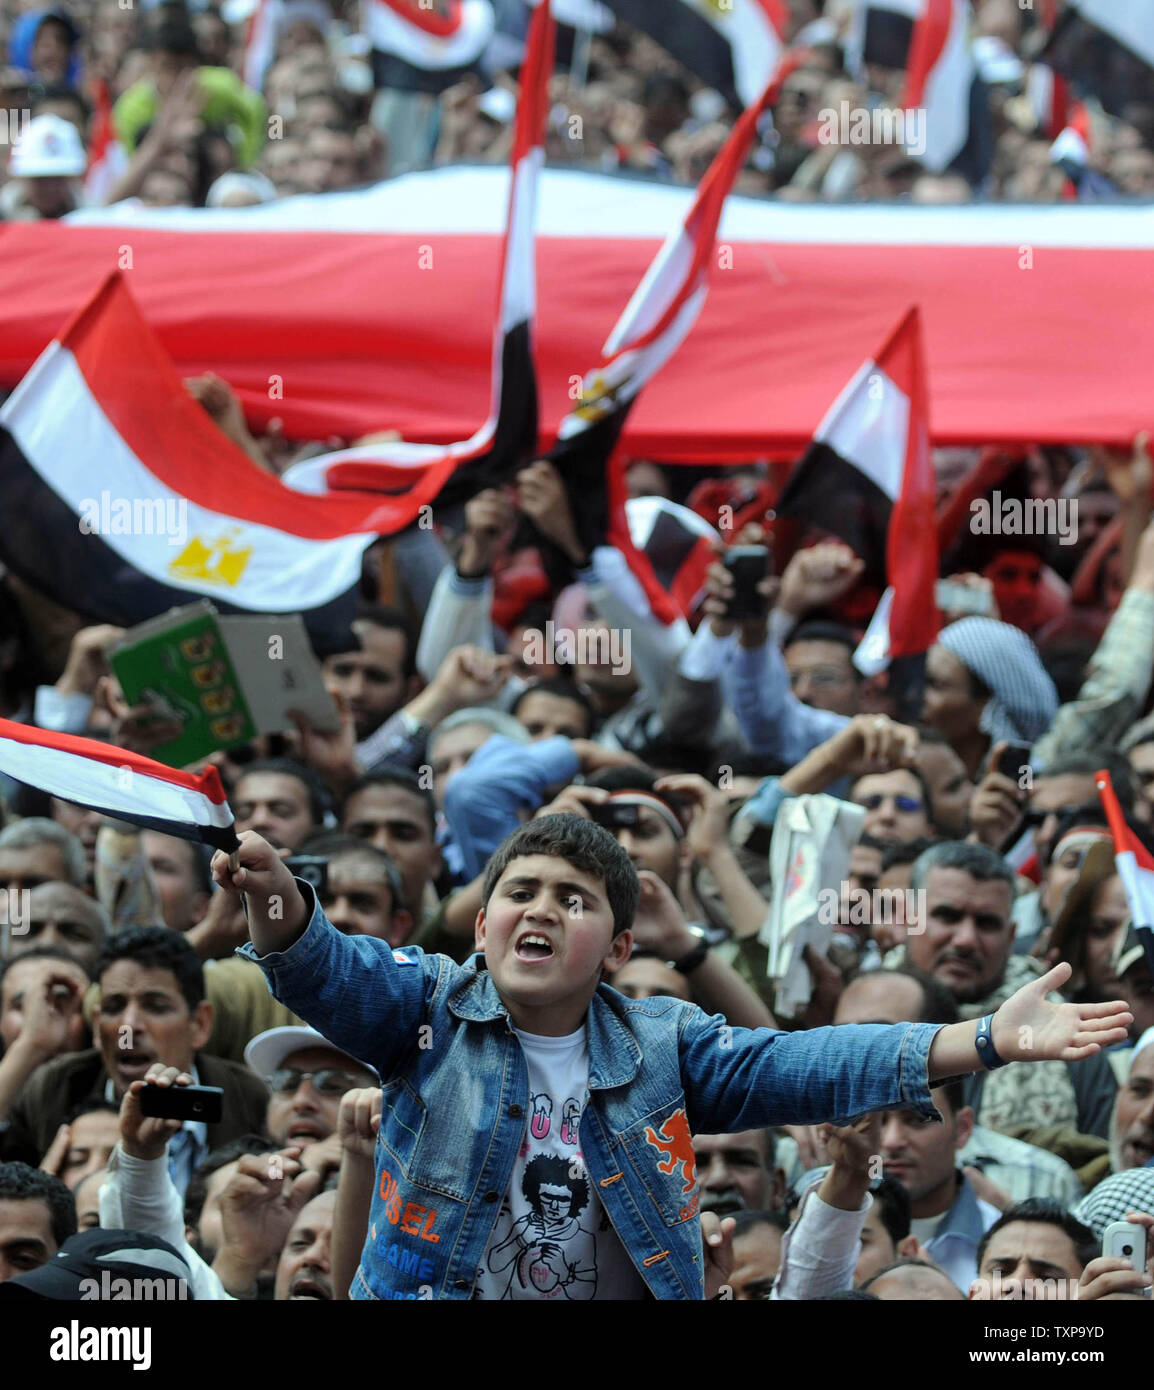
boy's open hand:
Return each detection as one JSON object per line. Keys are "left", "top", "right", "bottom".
{"left": 992, "top": 961, "right": 1131, "bottom": 1063}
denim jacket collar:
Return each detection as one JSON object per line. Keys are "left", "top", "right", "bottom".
{"left": 447, "top": 959, "right": 643, "bottom": 1090}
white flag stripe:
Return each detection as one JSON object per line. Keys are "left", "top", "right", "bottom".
{"left": 365, "top": 0, "right": 495, "bottom": 67}
{"left": 1116, "top": 849, "right": 1154, "bottom": 930}
{"left": 0, "top": 734, "right": 233, "bottom": 832}
{"left": 2, "top": 343, "right": 375, "bottom": 609}
{"left": 813, "top": 358, "right": 910, "bottom": 500}
{"left": 914, "top": 0, "right": 974, "bottom": 172}
{"left": 65, "top": 165, "right": 1154, "bottom": 248}
{"left": 501, "top": 146, "right": 542, "bottom": 334}
{"left": 708, "top": 4, "right": 785, "bottom": 110}
{"left": 603, "top": 223, "right": 696, "bottom": 356}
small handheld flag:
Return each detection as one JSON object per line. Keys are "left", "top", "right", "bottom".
{"left": 0, "top": 719, "right": 239, "bottom": 854}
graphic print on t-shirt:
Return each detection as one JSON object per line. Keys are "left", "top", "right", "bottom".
{"left": 476, "top": 1027, "right": 645, "bottom": 1301}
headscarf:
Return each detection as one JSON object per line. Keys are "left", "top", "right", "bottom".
{"left": 937, "top": 617, "right": 1058, "bottom": 747}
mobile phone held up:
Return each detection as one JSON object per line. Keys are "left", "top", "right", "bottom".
{"left": 139, "top": 1083, "right": 224, "bottom": 1125}
{"left": 723, "top": 546, "right": 770, "bottom": 622}
{"left": 1102, "top": 1221, "right": 1149, "bottom": 1281}
{"left": 588, "top": 801, "right": 640, "bottom": 831}
{"left": 996, "top": 740, "right": 1032, "bottom": 784}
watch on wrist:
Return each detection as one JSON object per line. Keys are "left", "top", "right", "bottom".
{"left": 672, "top": 940, "right": 709, "bottom": 975}
{"left": 974, "top": 1013, "right": 1009, "bottom": 1070}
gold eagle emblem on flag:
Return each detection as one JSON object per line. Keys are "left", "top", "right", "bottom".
{"left": 168, "top": 528, "right": 253, "bottom": 587}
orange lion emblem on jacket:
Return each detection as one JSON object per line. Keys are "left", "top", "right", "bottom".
{"left": 644, "top": 1108, "right": 697, "bottom": 1195}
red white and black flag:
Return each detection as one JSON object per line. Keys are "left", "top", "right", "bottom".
{"left": 0, "top": 720, "right": 238, "bottom": 852}
{"left": 601, "top": 0, "right": 788, "bottom": 108}
{"left": 774, "top": 306, "right": 940, "bottom": 667}
{"left": 364, "top": 0, "right": 496, "bottom": 92}
{"left": 283, "top": 0, "right": 552, "bottom": 506}
{"left": 1097, "top": 769, "right": 1154, "bottom": 936}
{"left": 849, "top": 0, "right": 991, "bottom": 183}
{"left": 0, "top": 273, "right": 453, "bottom": 647}
{"left": 1046, "top": 0, "right": 1154, "bottom": 118}
{"left": 543, "top": 54, "right": 801, "bottom": 624}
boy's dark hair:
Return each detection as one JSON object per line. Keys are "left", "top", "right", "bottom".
{"left": 871, "top": 1175, "right": 911, "bottom": 1246}
{"left": 184, "top": 1136, "right": 276, "bottom": 1230}
{"left": 233, "top": 757, "right": 332, "bottom": 827}
{"left": 96, "top": 926, "right": 204, "bottom": 1011}
{"left": 480, "top": 815, "right": 640, "bottom": 937}
{"left": 340, "top": 768, "right": 436, "bottom": 837}
{"left": 976, "top": 1199, "right": 1097, "bottom": 1272}
{"left": 0, "top": 1162, "right": 77, "bottom": 1248}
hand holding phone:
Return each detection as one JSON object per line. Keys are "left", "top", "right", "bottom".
{"left": 723, "top": 546, "right": 770, "bottom": 622}
{"left": 139, "top": 1081, "right": 224, "bottom": 1125}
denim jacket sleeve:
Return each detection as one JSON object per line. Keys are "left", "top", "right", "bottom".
{"left": 678, "top": 1012, "right": 944, "bottom": 1132}
{"left": 235, "top": 882, "right": 434, "bottom": 1076}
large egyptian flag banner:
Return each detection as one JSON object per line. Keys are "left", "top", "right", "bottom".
{"left": 775, "top": 306, "right": 940, "bottom": 665}
{"left": 0, "top": 720, "right": 238, "bottom": 852}
{"left": 602, "top": 0, "right": 788, "bottom": 107}
{"left": 283, "top": 0, "right": 553, "bottom": 505}
{"left": 0, "top": 273, "right": 458, "bottom": 647}
{"left": 365, "top": 0, "right": 496, "bottom": 92}
{"left": 1046, "top": 0, "right": 1154, "bottom": 118}
{"left": 544, "top": 53, "right": 801, "bottom": 624}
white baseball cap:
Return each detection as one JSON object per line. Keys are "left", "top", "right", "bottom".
{"left": 9, "top": 113, "right": 86, "bottom": 178}
{"left": 244, "top": 1025, "right": 376, "bottom": 1080}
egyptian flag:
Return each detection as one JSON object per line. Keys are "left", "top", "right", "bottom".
{"left": 601, "top": 0, "right": 788, "bottom": 108}
{"left": 775, "top": 307, "right": 940, "bottom": 671}
{"left": 542, "top": 54, "right": 802, "bottom": 625}
{"left": 240, "top": 0, "right": 285, "bottom": 91}
{"left": 1046, "top": 0, "right": 1154, "bottom": 118}
{"left": 83, "top": 79, "right": 129, "bottom": 209}
{"left": 282, "top": 0, "right": 552, "bottom": 506}
{"left": 1097, "top": 768, "right": 1154, "bottom": 968}
{"left": 365, "top": 0, "right": 496, "bottom": 93}
{"left": 849, "top": 0, "right": 991, "bottom": 185}
{"left": 0, "top": 720, "right": 238, "bottom": 852}
{"left": 0, "top": 273, "right": 458, "bottom": 648}
{"left": 1050, "top": 102, "right": 1120, "bottom": 201}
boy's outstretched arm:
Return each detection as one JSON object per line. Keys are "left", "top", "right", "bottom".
{"left": 927, "top": 961, "right": 1131, "bottom": 1079}
{"left": 210, "top": 831, "right": 309, "bottom": 956}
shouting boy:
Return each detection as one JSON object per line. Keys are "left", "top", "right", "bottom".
{"left": 214, "top": 815, "right": 1131, "bottom": 1300}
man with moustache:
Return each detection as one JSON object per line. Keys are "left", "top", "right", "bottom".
{"left": 896, "top": 841, "right": 1116, "bottom": 1138}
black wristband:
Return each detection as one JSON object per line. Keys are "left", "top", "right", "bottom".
{"left": 672, "top": 940, "right": 709, "bottom": 975}
{"left": 975, "top": 1013, "right": 1009, "bottom": 1070}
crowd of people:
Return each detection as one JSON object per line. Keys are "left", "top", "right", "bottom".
{"left": 0, "top": 0, "right": 1153, "bottom": 1310}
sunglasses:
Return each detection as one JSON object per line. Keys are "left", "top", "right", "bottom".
{"left": 266, "top": 1068, "right": 365, "bottom": 1096}
{"left": 859, "top": 794, "right": 923, "bottom": 814}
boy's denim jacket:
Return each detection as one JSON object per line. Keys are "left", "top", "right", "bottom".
{"left": 238, "top": 886, "right": 943, "bottom": 1301}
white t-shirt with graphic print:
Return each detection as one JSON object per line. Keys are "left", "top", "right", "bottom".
{"left": 475, "top": 1025, "right": 647, "bottom": 1300}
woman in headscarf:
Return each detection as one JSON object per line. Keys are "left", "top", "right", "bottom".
{"left": 920, "top": 617, "right": 1058, "bottom": 778}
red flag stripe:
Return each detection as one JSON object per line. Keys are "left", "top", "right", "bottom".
{"left": 903, "top": 0, "right": 957, "bottom": 109}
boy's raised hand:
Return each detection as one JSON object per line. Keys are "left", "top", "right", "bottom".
{"left": 210, "top": 830, "right": 309, "bottom": 952}
{"left": 991, "top": 961, "right": 1132, "bottom": 1063}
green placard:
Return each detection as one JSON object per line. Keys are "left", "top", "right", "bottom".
{"left": 109, "top": 603, "right": 257, "bottom": 767}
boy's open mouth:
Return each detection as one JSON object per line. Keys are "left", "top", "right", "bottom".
{"left": 514, "top": 932, "right": 555, "bottom": 962}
